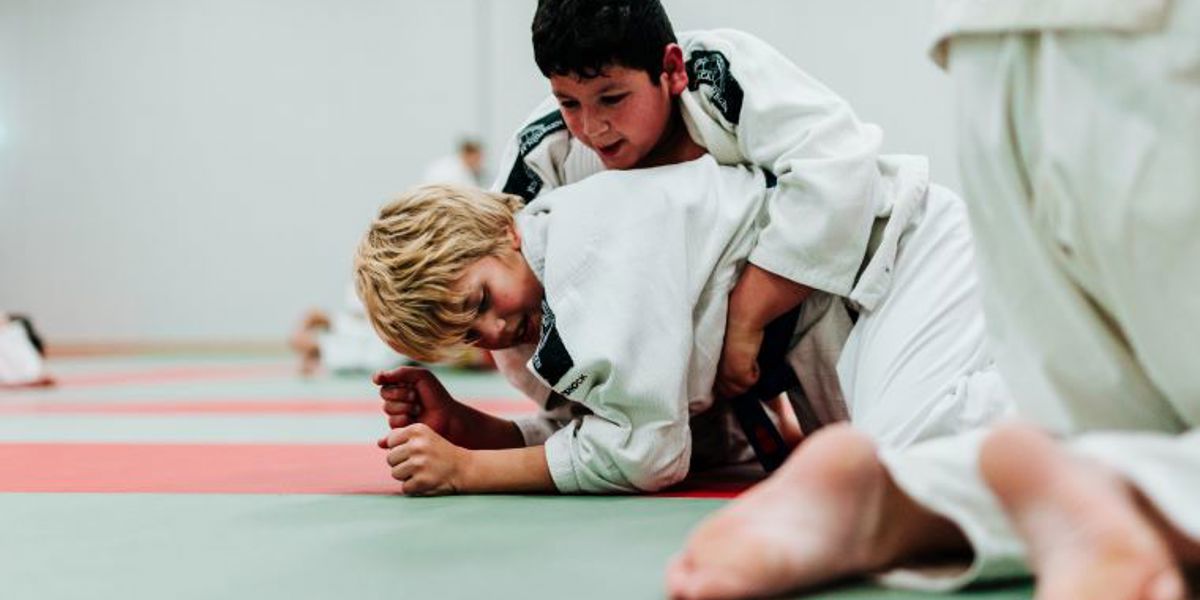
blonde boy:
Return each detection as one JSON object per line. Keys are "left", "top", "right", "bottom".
{"left": 357, "top": 156, "right": 771, "bottom": 494}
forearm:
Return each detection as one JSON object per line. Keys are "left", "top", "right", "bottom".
{"left": 460, "top": 445, "right": 555, "bottom": 494}
{"left": 447, "top": 404, "right": 526, "bottom": 450}
{"left": 730, "top": 263, "right": 814, "bottom": 329}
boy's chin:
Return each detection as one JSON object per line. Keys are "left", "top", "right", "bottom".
{"left": 487, "top": 339, "right": 533, "bottom": 352}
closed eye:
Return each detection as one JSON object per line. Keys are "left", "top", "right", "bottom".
{"left": 600, "top": 93, "right": 628, "bottom": 106}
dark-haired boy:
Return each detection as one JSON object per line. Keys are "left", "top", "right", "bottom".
{"left": 452, "top": 0, "right": 1010, "bottom": 449}
{"left": 501, "top": 3, "right": 894, "bottom": 404}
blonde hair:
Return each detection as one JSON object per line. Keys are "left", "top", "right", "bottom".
{"left": 355, "top": 184, "right": 525, "bottom": 362}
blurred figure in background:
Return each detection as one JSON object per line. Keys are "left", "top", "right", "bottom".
{"left": 290, "top": 285, "right": 408, "bottom": 376}
{"left": 0, "top": 312, "right": 53, "bottom": 388}
{"left": 288, "top": 283, "right": 495, "bottom": 376}
{"left": 289, "top": 137, "right": 495, "bottom": 375}
{"left": 421, "top": 138, "right": 486, "bottom": 187}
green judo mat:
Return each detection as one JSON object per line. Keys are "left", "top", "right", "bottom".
{"left": 0, "top": 353, "right": 1034, "bottom": 599}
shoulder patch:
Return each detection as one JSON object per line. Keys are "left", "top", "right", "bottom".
{"left": 502, "top": 110, "right": 567, "bottom": 203}
{"left": 686, "top": 50, "right": 744, "bottom": 125}
{"left": 531, "top": 299, "right": 574, "bottom": 387}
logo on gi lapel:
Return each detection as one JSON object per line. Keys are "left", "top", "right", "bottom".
{"left": 532, "top": 299, "right": 574, "bottom": 387}
{"left": 501, "top": 110, "right": 568, "bottom": 202}
{"left": 686, "top": 50, "right": 744, "bottom": 125}
{"left": 560, "top": 373, "right": 588, "bottom": 397}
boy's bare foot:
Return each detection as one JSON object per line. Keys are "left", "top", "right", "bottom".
{"left": 980, "top": 422, "right": 1187, "bottom": 600}
{"left": 666, "top": 424, "right": 965, "bottom": 600}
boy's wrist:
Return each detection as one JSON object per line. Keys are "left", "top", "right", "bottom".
{"left": 447, "top": 405, "right": 526, "bottom": 450}
{"left": 726, "top": 297, "right": 768, "bottom": 329}
{"left": 452, "top": 446, "right": 556, "bottom": 494}
{"left": 454, "top": 447, "right": 480, "bottom": 493}
{"left": 729, "top": 281, "right": 778, "bottom": 332}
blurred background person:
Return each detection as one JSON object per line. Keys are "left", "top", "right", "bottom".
{"left": 289, "top": 285, "right": 408, "bottom": 376}
{"left": 0, "top": 312, "right": 53, "bottom": 388}
{"left": 422, "top": 138, "right": 486, "bottom": 187}
{"left": 289, "top": 136, "right": 494, "bottom": 376}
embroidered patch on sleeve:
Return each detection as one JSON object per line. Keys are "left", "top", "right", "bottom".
{"left": 501, "top": 110, "right": 567, "bottom": 203}
{"left": 686, "top": 50, "right": 745, "bottom": 125}
{"left": 531, "top": 299, "right": 574, "bottom": 387}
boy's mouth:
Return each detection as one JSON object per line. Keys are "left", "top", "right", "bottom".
{"left": 596, "top": 140, "right": 624, "bottom": 159}
{"left": 510, "top": 316, "right": 528, "bottom": 347}
{"left": 515, "top": 313, "right": 540, "bottom": 345}
{"left": 518, "top": 318, "right": 527, "bottom": 344}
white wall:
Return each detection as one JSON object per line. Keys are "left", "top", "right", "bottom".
{"left": 0, "top": 0, "right": 956, "bottom": 343}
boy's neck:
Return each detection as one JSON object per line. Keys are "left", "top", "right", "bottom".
{"left": 635, "top": 102, "right": 706, "bottom": 169}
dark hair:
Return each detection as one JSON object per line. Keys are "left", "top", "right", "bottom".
{"left": 532, "top": 0, "right": 677, "bottom": 81}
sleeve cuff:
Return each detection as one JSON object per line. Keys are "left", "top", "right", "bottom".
{"left": 513, "top": 415, "right": 562, "bottom": 446}
{"left": 543, "top": 428, "right": 581, "bottom": 493}
{"left": 748, "top": 243, "right": 856, "bottom": 298}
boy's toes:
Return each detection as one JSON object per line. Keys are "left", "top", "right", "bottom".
{"left": 665, "top": 554, "right": 692, "bottom": 599}
{"left": 665, "top": 553, "right": 741, "bottom": 600}
{"left": 665, "top": 555, "right": 711, "bottom": 600}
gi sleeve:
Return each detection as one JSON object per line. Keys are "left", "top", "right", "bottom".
{"left": 682, "top": 29, "right": 885, "bottom": 296}
{"left": 540, "top": 338, "right": 694, "bottom": 494}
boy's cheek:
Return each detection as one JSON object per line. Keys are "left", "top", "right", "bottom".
{"left": 561, "top": 117, "right": 593, "bottom": 148}
{"left": 570, "top": 128, "right": 593, "bottom": 149}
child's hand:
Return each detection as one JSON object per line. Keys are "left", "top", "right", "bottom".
{"left": 383, "top": 423, "right": 470, "bottom": 496}
{"left": 373, "top": 367, "right": 463, "bottom": 448}
{"left": 716, "top": 264, "right": 812, "bottom": 399}
{"left": 715, "top": 320, "right": 763, "bottom": 399}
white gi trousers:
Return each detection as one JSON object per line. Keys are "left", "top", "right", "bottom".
{"left": 836, "top": 184, "right": 1012, "bottom": 448}
{"left": 878, "top": 0, "right": 1200, "bottom": 589}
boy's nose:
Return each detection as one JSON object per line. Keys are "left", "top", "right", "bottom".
{"left": 481, "top": 316, "right": 506, "bottom": 343}
{"left": 582, "top": 109, "right": 608, "bottom": 137}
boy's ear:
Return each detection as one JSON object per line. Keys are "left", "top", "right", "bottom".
{"left": 660, "top": 43, "right": 688, "bottom": 96}
{"left": 507, "top": 224, "right": 522, "bottom": 250}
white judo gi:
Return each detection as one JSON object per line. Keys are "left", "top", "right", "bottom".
{"left": 510, "top": 153, "right": 1010, "bottom": 493}
{"left": 512, "top": 156, "right": 768, "bottom": 492}
{"left": 0, "top": 316, "right": 46, "bottom": 386}
{"left": 875, "top": 0, "right": 1200, "bottom": 590}
{"left": 492, "top": 28, "right": 1012, "bottom": 462}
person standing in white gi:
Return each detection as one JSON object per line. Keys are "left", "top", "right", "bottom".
{"left": 668, "top": 1, "right": 1200, "bottom": 599}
